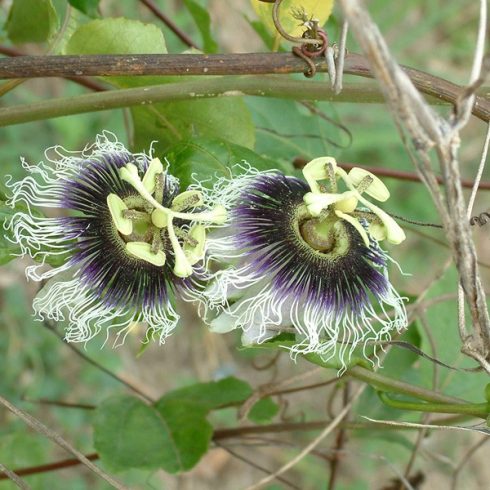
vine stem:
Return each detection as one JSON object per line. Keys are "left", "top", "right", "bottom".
{"left": 0, "top": 75, "right": 487, "bottom": 128}
{"left": 345, "top": 365, "right": 467, "bottom": 405}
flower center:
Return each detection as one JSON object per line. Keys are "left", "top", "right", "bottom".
{"left": 300, "top": 218, "right": 336, "bottom": 252}
{"left": 106, "top": 158, "right": 227, "bottom": 277}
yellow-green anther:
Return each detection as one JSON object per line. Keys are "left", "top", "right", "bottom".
{"left": 171, "top": 190, "right": 204, "bottom": 211}
{"left": 107, "top": 193, "right": 133, "bottom": 235}
{"left": 151, "top": 208, "right": 168, "bottom": 228}
{"left": 142, "top": 158, "right": 164, "bottom": 194}
{"left": 302, "top": 157, "right": 338, "bottom": 193}
{"left": 126, "top": 241, "right": 166, "bottom": 267}
{"left": 184, "top": 224, "right": 206, "bottom": 265}
{"left": 348, "top": 167, "right": 390, "bottom": 202}
{"left": 334, "top": 210, "right": 370, "bottom": 247}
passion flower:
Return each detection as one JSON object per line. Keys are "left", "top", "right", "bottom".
{"left": 6, "top": 133, "right": 225, "bottom": 344}
{"left": 203, "top": 158, "right": 407, "bottom": 366}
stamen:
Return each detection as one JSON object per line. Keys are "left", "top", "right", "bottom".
{"left": 336, "top": 167, "right": 405, "bottom": 244}
{"left": 326, "top": 162, "right": 337, "bottom": 193}
{"left": 120, "top": 163, "right": 227, "bottom": 276}
{"left": 354, "top": 174, "right": 374, "bottom": 195}
{"left": 154, "top": 173, "right": 165, "bottom": 204}
{"left": 151, "top": 231, "right": 163, "bottom": 254}
{"left": 347, "top": 167, "right": 390, "bottom": 202}
{"left": 302, "top": 156, "right": 338, "bottom": 193}
{"left": 107, "top": 194, "right": 133, "bottom": 235}
{"left": 184, "top": 224, "right": 206, "bottom": 265}
{"left": 175, "top": 227, "right": 198, "bottom": 247}
{"left": 126, "top": 241, "right": 166, "bottom": 266}
{"left": 171, "top": 190, "right": 204, "bottom": 212}
{"left": 142, "top": 158, "right": 164, "bottom": 194}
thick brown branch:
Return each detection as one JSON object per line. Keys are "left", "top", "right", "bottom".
{"left": 0, "top": 45, "right": 107, "bottom": 92}
{"left": 0, "top": 53, "right": 488, "bottom": 121}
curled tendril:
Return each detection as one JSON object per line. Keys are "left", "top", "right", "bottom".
{"left": 470, "top": 212, "right": 490, "bottom": 227}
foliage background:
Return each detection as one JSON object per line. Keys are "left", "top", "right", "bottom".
{"left": 0, "top": 0, "right": 489, "bottom": 488}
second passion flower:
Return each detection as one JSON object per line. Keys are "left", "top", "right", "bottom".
{"left": 203, "top": 158, "right": 408, "bottom": 366}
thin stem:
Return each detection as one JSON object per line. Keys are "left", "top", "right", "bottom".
{"left": 44, "top": 322, "right": 154, "bottom": 403}
{"left": 346, "top": 365, "right": 466, "bottom": 405}
{"left": 215, "top": 442, "right": 301, "bottom": 490}
{"left": 378, "top": 392, "right": 488, "bottom": 419}
{"left": 1, "top": 76, "right": 488, "bottom": 130}
{"left": 0, "top": 395, "right": 127, "bottom": 489}
{"left": 139, "top": 0, "right": 199, "bottom": 49}
{"left": 0, "top": 463, "right": 31, "bottom": 490}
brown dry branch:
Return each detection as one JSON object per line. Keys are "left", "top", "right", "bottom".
{"left": 339, "top": 0, "right": 490, "bottom": 373}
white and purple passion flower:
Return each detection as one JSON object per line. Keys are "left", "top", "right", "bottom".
{"left": 203, "top": 158, "right": 408, "bottom": 366}
{"left": 5, "top": 133, "right": 226, "bottom": 344}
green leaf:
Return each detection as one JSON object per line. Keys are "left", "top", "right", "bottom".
{"left": 158, "top": 376, "right": 253, "bottom": 411}
{"left": 130, "top": 96, "right": 255, "bottom": 156}
{"left": 166, "top": 137, "right": 277, "bottom": 189}
{"left": 153, "top": 399, "right": 213, "bottom": 473}
{"left": 94, "top": 394, "right": 213, "bottom": 474}
{"left": 67, "top": 0, "right": 100, "bottom": 18}
{"left": 65, "top": 17, "right": 167, "bottom": 56}
{"left": 246, "top": 98, "right": 347, "bottom": 165}
{"left": 248, "top": 397, "right": 279, "bottom": 424}
{"left": 65, "top": 17, "right": 255, "bottom": 154}
{"left": 7, "top": 0, "right": 59, "bottom": 44}
{"left": 94, "top": 394, "right": 173, "bottom": 472}
{"left": 182, "top": 0, "right": 218, "bottom": 53}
